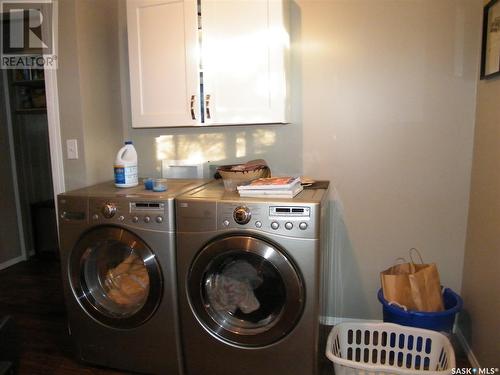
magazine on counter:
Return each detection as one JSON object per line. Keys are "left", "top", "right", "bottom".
{"left": 237, "top": 177, "right": 300, "bottom": 191}
{"left": 238, "top": 184, "right": 304, "bottom": 198}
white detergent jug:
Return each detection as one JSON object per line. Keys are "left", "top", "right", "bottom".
{"left": 114, "top": 141, "right": 138, "bottom": 188}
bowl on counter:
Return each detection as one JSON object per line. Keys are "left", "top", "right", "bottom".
{"left": 217, "top": 160, "right": 270, "bottom": 191}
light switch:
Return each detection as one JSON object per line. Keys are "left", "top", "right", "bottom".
{"left": 66, "top": 139, "right": 78, "bottom": 159}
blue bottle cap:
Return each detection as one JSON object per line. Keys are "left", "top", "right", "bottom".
{"left": 125, "top": 140, "right": 133, "bottom": 145}
{"left": 153, "top": 185, "right": 167, "bottom": 192}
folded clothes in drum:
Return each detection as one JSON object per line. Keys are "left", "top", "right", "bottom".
{"left": 105, "top": 254, "right": 149, "bottom": 306}
{"left": 208, "top": 260, "right": 263, "bottom": 314}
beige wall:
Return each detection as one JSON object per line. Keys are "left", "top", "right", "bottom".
{"left": 58, "top": 0, "right": 123, "bottom": 191}
{"left": 299, "top": 0, "right": 482, "bottom": 318}
{"left": 58, "top": 0, "right": 86, "bottom": 190}
{"left": 461, "top": 77, "right": 500, "bottom": 365}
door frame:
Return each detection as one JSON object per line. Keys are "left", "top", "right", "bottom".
{"left": 1, "top": 67, "right": 63, "bottom": 265}
{"left": 0, "top": 4, "right": 64, "bottom": 268}
{"left": 43, "top": 1, "right": 65, "bottom": 198}
{"left": 1, "top": 70, "right": 28, "bottom": 265}
{"left": 45, "top": 68, "right": 65, "bottom": 198}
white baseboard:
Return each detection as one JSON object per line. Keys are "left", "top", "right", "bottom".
{"left": 455, "top": 326, "right": 480, "bottom": 368}
{"left": 0, "top": 255, "right": 26, "bottom": 271}
{"left": 320, "top": 316, "right": 382, "bottom": 326}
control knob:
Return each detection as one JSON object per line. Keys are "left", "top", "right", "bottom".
{"left": 101, "top": 202, "right": 116, "bottom": 218}
{"left": 233, "top": 206, "right": 251, "bottom": 225}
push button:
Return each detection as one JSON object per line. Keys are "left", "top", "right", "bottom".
{"left": 271, "top": 221, "right": 279, "bottom": 230}
{"left": 223, "top": 220, "right": 230, "bottom": 227}
{"left": 285, "top": 222, "right": 293, "bottom": 230}
{"left": 144, "top": 216, "right": 151, "bottom": 223}
{"left": 132, "top": 216, "right": 139, "bottom": 223}
{"left": 255, "top": 221, "right": 262, "bottom": 228}
{"left": 299, "top": 222, "right": 308, "bottom": 230}
{"left": 156, "top": 216, "right": 163, "bottom": 223}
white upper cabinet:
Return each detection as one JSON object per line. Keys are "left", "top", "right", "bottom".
{"left": 127, "top": 0, "right": 290, "bottom": 128}
{"left": 201, "top": 0, "right": 289, "bottom": 125}
{"left": 127, "top": 0, "right": 199, "bottom": 127}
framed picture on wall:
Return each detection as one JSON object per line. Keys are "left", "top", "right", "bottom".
{"left": 481, "top": 0, "right": 500, "bottom": 79}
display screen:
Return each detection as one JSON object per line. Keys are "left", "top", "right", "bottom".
{"left": 130, "top": 202, "right": 164, "bottom": 211}
{"left": 275, "top": 208, "right": 290, "bottom": 213}
{"left": 270, "top": 206, "right": 310, "bottom": 217}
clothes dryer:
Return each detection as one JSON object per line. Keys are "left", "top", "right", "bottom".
{"left": 57, "top": 179, "right": 209, "bottom": 374}
{"left": 175, "top": 180, "right": 329, "bottom": 375}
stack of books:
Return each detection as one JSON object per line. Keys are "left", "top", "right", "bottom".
{"left": 237, "top": 177, "right": 303, "bottom": 198}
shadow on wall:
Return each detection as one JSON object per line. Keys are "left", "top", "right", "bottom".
{"left": 322, "top": 189, "right": 372, "bottom": 323}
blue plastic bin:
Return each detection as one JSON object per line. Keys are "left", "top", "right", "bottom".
{"left": 377, "top": 288, "right": 463, "bottom": 332}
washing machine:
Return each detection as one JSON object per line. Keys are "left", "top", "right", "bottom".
{"left": 175, "top": 180, "right": 329, "bottom": 375}
{"left": 57, "top": 179, "right": 210, "bottom": 374}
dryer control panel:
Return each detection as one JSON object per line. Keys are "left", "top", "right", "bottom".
{"left": 218, "top": 202, "right": 318, "bottom": 239}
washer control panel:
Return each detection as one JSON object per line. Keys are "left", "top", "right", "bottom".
{"left": 89, "top": 199, "right": 168, "bottom": 230}
{"left": 218, "top": 203, "right": 316, "bottom": 238}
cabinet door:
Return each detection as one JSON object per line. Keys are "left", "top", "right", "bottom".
{"left": 201, "top": 0, "right": 289, "bottom": 125}
{"left": 127, "top": 0, "right": 200, "bottom": 127}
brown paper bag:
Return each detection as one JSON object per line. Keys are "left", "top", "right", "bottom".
{"left": 380, "top": 252, "right": 444, "bottom": 312}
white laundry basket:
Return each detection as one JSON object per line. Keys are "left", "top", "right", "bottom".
{"left": 325, "top": 322, "right": 455, "bottom": 375}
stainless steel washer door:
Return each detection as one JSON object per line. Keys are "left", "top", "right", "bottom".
{"left": 69, "top": 225, "right": 163, "bottom": 329}
{"left": 188, "top": 235, "right": 304, "bottom": 347}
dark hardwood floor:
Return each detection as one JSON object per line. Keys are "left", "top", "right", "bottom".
{"left": 0, "top": 257, "right": 469, "bottom": 375}
{"left": 0, "top": 257, "right": 129, "bottom": 375}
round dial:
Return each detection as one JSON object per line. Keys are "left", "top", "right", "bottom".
{"left": 101, "top": 202, "right": 117, "bottom": 218}
{"left": 233, "top": 206, "right": 251, "bottom": 225}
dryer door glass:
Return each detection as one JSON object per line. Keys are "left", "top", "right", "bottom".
{"left": 188, "top": 235, "right": 304, "bottom": 347}
{"left": 70, "top": 226, "right": 162, "bottom": 329}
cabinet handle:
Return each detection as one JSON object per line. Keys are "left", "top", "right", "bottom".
{"left": 190, "top": 95, "right": 196, "bottom": 120}
{"left": 205, "top": 94, "right": 211, "bottom": 120}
